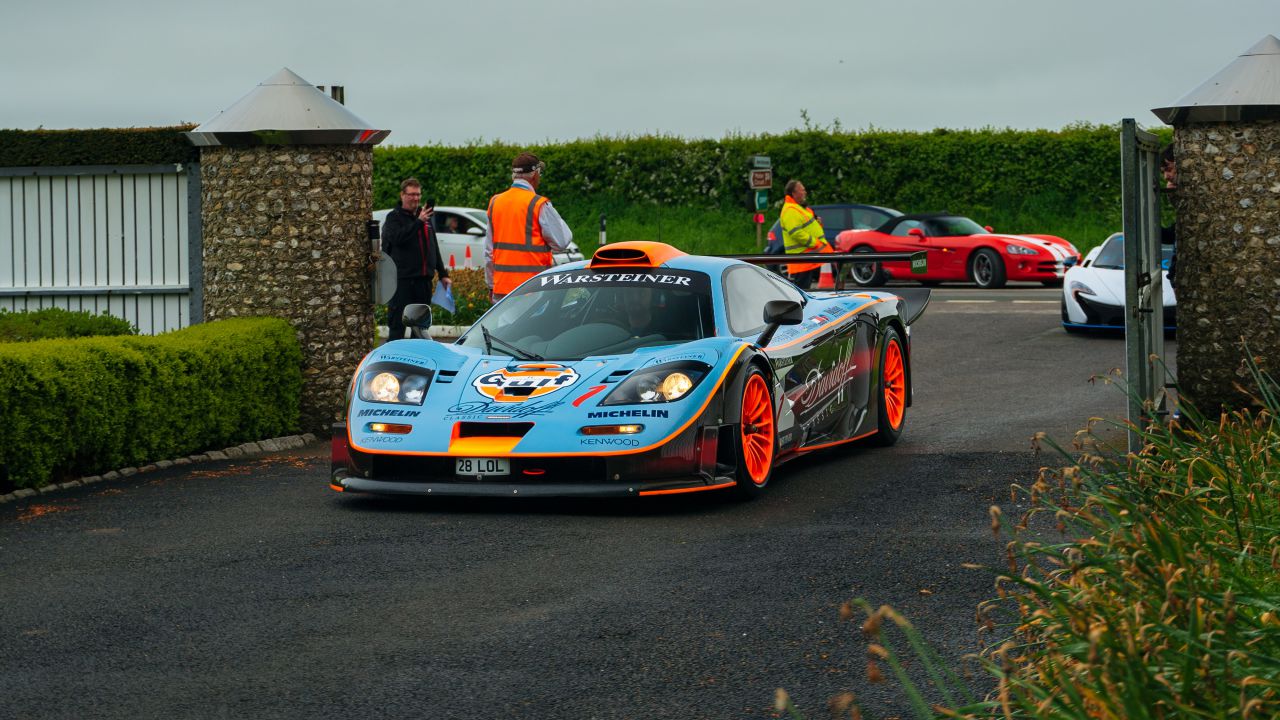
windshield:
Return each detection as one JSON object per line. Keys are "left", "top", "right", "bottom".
{"left": 1092, "top": 234, "right": 1175, "bottom": 270}
{"left": 925, "top": 216, "right": 988, "bottom": 236}
{"left": 1090, "top": 234, "right": 1172, "bottom": 270}
{"left": 458, "top": 269, "right": 715, "bottom": 360}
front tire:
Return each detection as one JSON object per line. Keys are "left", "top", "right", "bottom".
{"left": 871, "top": 327, "right": 907, "bottom": 446}
{"left": 849, "top": 246, "right": 887, "bottom": 287}
{"left": 970, "top": 248, "right": 1007, "bottom": 289}
{"left": 734, "top": 367, "right": 776, "bottom": 498}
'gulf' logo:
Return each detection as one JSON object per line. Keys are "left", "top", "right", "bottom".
{"left": 472, "top": 363, "right": 580, "bottom": 403}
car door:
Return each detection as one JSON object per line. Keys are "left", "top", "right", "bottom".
{"left": 432, "top": 211, "right": 485, "bottom": 270}
{"left": 878, "top": 219, "right": 936, "bottom": 278}
{"left": 920, "top": 220, "right": 972, "bottom": 279}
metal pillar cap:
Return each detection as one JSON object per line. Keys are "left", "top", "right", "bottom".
{"left": 1152, "top": 35, "right": 1280, "bottom": 124}
{"left": 185, "top": 67, "right": 389, "bottom": 147}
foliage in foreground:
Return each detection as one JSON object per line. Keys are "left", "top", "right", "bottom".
{"left": 780, "top": 362, "right": 1280, "bottom": 718}
{"left": 0, "top": 317, "right": 302, "bottom": 488}
{"left": 0, "top": 307, "right": 137, "bottom": 342}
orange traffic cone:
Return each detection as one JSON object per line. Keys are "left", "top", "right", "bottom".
{"left": 449, "top": 254, "right": 456, "bottom": 270}
{"left": 464, "top": 246, "right": 473, "bottom": 270}
{"left": 817, "top": 263, "right": 835, "bottom": 289}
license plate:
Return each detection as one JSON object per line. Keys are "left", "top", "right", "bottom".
{"left": 455, "top": 457, "right": 510, "bottom": 476}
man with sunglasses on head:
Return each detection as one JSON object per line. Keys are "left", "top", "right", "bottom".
{"left": 382, "top": 177, "right": 450, "bottom": 341}
{"left": 485, "top": 152, "right": 574, "bottom": 302}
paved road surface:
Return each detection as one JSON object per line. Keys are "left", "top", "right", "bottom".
{"left": 0, "top": 287, "right": 1172, "bottom": 719}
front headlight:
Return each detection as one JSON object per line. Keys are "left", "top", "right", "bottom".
{"left": 1006, "top": 244, "right": 1039, "bottom": 256}
{"left": 600, "top": 361, "right": 711, "bottom": 405}
{"left": 357, "top": 362, "right": 433, "bottom": 405}
{"left": 1069, "top": 280, "right": 1096, "bottom": 296}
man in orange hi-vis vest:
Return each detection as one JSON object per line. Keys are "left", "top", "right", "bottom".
{"left": 485, "top": 152, "right": 574, "bottom": 301}
{"left": 779, "top": 179, "right": 832, "bottom": 289}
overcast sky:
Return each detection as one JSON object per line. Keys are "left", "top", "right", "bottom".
{"left": 2, "top": 0, "right": 1275, "bottom": 147}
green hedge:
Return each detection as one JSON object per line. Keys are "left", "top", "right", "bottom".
{"left": 0, "top": 307, "right": 137, "bottom": 342}
{"left": 0, "top": 317, "right": 302, "bottom": 489}
{"left": 0, "top": 126, "right": 198, "bottom": 167}
{"left": 374, "top": 124, "right": 1172, "bottom": 254}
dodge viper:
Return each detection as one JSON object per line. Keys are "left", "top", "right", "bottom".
{"left": 833, "top": 213, "right": 1080, "bottom": 288}
{"left": 331, "top": 241, "right": 930, "bottom": 498}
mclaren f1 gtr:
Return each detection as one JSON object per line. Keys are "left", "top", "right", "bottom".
{"left": 331, "top": 241, "right": 930, "bottom": 498}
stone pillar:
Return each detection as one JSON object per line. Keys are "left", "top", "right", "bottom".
{"left": 200, "top": 146, "right": 375, "bottom": 430}
{"left": 1172, "top": 122, "right": 1280, "bottom": 411}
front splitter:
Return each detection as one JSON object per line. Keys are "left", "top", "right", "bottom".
{"left": 333, "top": 472, "right": 735, "bottom": 498}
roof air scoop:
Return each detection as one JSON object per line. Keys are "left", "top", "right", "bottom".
{"left": 589, "top": 241, "right": 686, "bottom": 268}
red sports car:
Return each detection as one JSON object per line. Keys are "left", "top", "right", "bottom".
{"left": 833, "top": 213, "right": 1080, "bottom": 288}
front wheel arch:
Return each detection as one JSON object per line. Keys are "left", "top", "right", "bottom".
{"left": 732, "top": 364, "right": 777, "bottom": 497}
{"left": 967, "top": 246, "right": 1007, "bottom": 288}
{"left": 870, "top": 324, "right": 908, "bottom": 446}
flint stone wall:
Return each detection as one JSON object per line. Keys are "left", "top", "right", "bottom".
{"left": 1173, "top": 120, "right": 1280, "bottom": 411}
{"left": 200, "top": 146, "right": 374, "bottom": 431}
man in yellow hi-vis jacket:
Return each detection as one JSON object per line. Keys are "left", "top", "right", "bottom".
{"left": 779, "top": 179, "right": 832, "bottom": 289}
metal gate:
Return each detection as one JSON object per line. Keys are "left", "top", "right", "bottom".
{"left": 1120, "top": 119, "right": 1169, "bottom": 451}
{"left": 0, "top": 163, "right": 202, "bottom": 334}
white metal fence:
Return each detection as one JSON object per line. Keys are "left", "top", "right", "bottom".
{"left": 0, "top": 164, "right": 202, "bottom": 334}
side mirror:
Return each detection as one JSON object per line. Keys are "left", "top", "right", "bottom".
{"left": 403, "top": 304, "right": 433, "bottom": 340}
{"left": 984, "top": 225, "right": 994, "bottom": 233}
{"left": 908, "top": 228, "right": 926, "bottom": 240}
{"left": 756, "top": 300, "right": 803, "bottom": 347}
{"left": 466, "top": 226, "right": 484, "bottom": 236}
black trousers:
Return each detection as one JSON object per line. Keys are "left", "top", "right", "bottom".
{"left": 789, "top": 268, "right": 819, "bottom": 290}
{"left": 387, "top": 276, "right": 431, "bottom": 341}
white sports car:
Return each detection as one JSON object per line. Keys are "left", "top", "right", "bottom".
{"left": 373, "top": 206, "right": 585, "bottom": 270}
{"left": 1061, "top": 232, "right": 1176, "bottom": 333}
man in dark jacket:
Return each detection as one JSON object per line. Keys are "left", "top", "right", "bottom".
{"left": 381, "top": 177, "right": 450, "bottom": 341}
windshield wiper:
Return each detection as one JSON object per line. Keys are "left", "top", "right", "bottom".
{"left": 480, "top": 325, "right": 543, "bottom": 361}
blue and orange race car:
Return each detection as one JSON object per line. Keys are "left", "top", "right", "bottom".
{"left": 331, "top": 241, "right": 929, "bottom": 499}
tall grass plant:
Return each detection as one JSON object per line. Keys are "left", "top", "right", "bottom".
{"left": 787, "top": 362, "right": 1280, "bottom": 718}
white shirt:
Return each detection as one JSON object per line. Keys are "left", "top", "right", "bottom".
{"left": 484, "top": 179, "right": 573, "bottom": 287}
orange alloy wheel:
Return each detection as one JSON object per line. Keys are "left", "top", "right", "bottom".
{"left": 740, "top": 373, "right": 775, "bottom": 485}
{"left": 883, "top": 338, "right": 906, "bottom": 431}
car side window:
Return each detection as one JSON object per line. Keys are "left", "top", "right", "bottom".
{"left": 724, "top": 265, "right": 799, "bottom": 337}
{"left": 890, "top": 220, "right": 924, "bottom": 237}
{"left": 850, "top": 208, "right": 889, "bottom": 230}
{"left": 816, "top": 207, "right": 847, "bottom": 232}
{"left": 434, "top": 212, "right": 480, "bottom": 235}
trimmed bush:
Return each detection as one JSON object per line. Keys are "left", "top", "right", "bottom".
{"left": 0, "top": 307, "right": 137, "bottom": 342}
{"left": 0, "top": 317, "right": 302, "bottom": 489}
{"left": 0, "top": 126, "right": 199, "bottom": 167}
{"left": 373, "top": 124, "right": 1173, "bottom": 254}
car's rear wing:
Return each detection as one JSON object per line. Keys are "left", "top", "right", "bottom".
{"left": 722, "top": 251, "right": 927, "bottom": 291}
{"left": 891, "top": 288, "right": 931, "bottom": 326}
